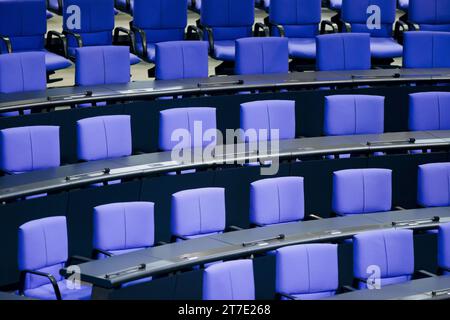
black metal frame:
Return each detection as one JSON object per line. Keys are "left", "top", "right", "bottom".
{"left": 46, "top": 0, "right": 63, "bottom": 15}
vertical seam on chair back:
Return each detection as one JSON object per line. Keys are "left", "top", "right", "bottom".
{"left": 306, "top": 246, "right": 311, "bottom": 293}
{"left": 266, "top": 103, "right": 271, "bottom": 140}
{"left": 186, "top": 110, "right": 192, "bottom": 148}
{"left": 228, "top": 269, "right": 234, "bottom": 299}
{"left": 19, "top": 54, "right": 25, "bottom": 92}
{"left": 276, "top": 184, "right": 281, "bottom": 223}
{"left": 198, "top": 195, "right": 203, "bottom": 234}
{"left": 102, "top": 119, "right": 109, "bottom": 158}
{"left": 361, "top": 170, "right": 366, "bottom": 213}
{"left": 437, "top": 93, "right": 442, "bottom": 129}
{"left": 28, "top": 127, "right": 34, "bottom": 170}
{"left": 383, "top": 232, "right": 389, "bottom": 278}
{"left": 123, "top": 207, "right": 128, "bottom": 250}
{"left": 42, "top": 223, "right": 49, "bottom": 269}
{"left": 353, "top": 96, "right": 357, "bottom": 134}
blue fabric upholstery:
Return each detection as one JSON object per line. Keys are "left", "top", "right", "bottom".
{"left": 133, "top": 0, "right": 187, "bottom": 62}
{"left": 324, "top": 95, "right": 385, "bottom": 136}
{"left": 329, "top": 0, "right": 342, "bottom": 10}
{"left": 240, "top": 100, "right": 296, "bottom": 142}
{"left": 409, "top": 0, "right": 450, "bottom": 31}
{"left": 250, "top": 177, "right": 305, "bottom": 226}
{"left": 159, "top": 107, "right": 217, "bottom": 151}
{"left": 438, "top": 223, "right": 450, "bottom": 273}
{"left": 77, "top": 115, "right": 132, "bottom": 161}
{"left": 93, "top": 202, "right": 155, "bottom": 256}
{"left": 409, "top": 92, "right": 450, "bottom": 131}
{"left": 403, "top": 31, "right": 450, "bottom": 68}
{"left": 75, "top": 46, "right": 131, "bottom": 86}
{"left": 316, "top": 33, "right": 371, "bottom": 71}
{"left": 201, "top": 0, "right": 255, "bottom": 61}
{"left": 203, "top": 260, "right": 255, "bottom": 300}
{"left": 0, "top": 0, "right": 71, "bottom": 72}
{"left": 235, "top": 37, "right": 289, "bottom": 75}
{"left": 417, "top": 162, "right": 450, "bottom": 207}
{"left": 332, "top": 168, "right": 392, "bottom": 216}
{"left": 276, "top": 244, "right": 338, "bottom": 300}
{"left": 353, "top": 229, "right": 414, "bottom": 289}
{"left": 398, "top": 0, "right": 409, "bottom": 11}
{"left": 0, "top": 126, "right": 60, "bottom": 174}
{"left": 171, "top": 188, "right": 226, "bottom": 239}
{"left": 18, "top": 217, "right": 92, "bottom": 300}
{"left": 269, "top": 0, "right": 321, "bottom": 59}
{"left": 155, "top": 41, "right": 209, "bottom": 80}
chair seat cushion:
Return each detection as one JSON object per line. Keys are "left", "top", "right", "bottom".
{"left": 135, "top": 43, "right": 156, "bottom": 62}
{"left": 329, "top": 0, "right": 342, "bottom": 10}
{"left": 129, "top": 52, "right": 141, "bottom": 65}
{"left": 213, "top": 41, "right": 236, "bottom": 61}
{"left": 24, "top": 281, "right": 92, "bottom": 300}
{"left": 44, "top": 50, "right": 72, "bottom": 72}
{"left": 370, "top": 38, "right": 403, "bottom": 59}
{"left": 284, "top": 291, "right": 336, "bottom": 300}
{"left": 358, "top": 275, "right": 411, "bottom": 289}
{"left": 288, "top": 38, "right": 316, "bottom": 59}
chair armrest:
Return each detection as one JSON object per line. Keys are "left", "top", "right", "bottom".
{"left": 271, "top": 23, "right": 285, "bottom": 37}
{"left": 320, "top": 20, "right": 338, "bottom": 34}
{"left": 254, "top": 22, "right": 269, "bottom": 37}
{"left": 92, "top": 248, "right": 114, "bottom": 259}
{"left": 19, "top": 269, "right": 62, "bottom": 300}
{"left": 203, "top": 26, "right": 215, "bottom": 54}
{"left": 0, "top": 35, "right": 12, "bottom": 53}
{"left": 227, "top": 225, "right": 244, "bottom": 231}
{"left": 407, "top": 22, "right": 420, "bottom": 31}
{"left": 394, "top": 20, "right": 409, "bottom": 42}
{"left": 113, "top": 27, "right": 133, "bottom": 47}
{"left": 341, "top": 20, "right": 352, "bottom": 32}
{"left": 46, "top": 30, "right": 68, "bottom": 57}
{"left": 186, "top": 25, "right": 203, "bottom": 40}
{"left": 277, "top": 292, "right": 297, "bottom": 300}
{"left": 66, "top": 255, "right": 92, "bottom": 266}
{"left": 63, "top": 30, "right": 83, "bottom": 49}
{"left": 309, "top": 214, "right": 323, "bottom": 220}
{"left": 130, "top": 25, "right": 147, "bottom": 59}
{"left": 415, "top": 270, "right": 438, "bottom": 278}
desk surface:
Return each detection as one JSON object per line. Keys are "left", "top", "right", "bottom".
{"left": 61, "top": 207, "right": 450, "bottom": 289}
{"left": 0, "top": 131, "right": 447, "bottom": 201}
{"left": 1, "top": 68, "right": 450, "bottom": 113}
{"left": 328, "top": 276, "right": 450, "bottom": 300}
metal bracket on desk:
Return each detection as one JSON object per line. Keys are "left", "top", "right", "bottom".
{"left": 367, "top": 138, "right": 416, "bottom": 146}
{"left": 65, "top": 168, "right": 110, "bottom": 182}
{"left": 104, "top": 263, "right": 146, "bottom": 279}
{"left": 392, "top": 216, "right": 440, "bottom": 227}
{"left": 242, "top": 234, "right": 285, "bottom": 247}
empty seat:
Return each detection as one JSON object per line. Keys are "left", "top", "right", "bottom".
{"left": 235, "top": 37, "right": 289, "bottom": 75}
{"left": 77, "top": 115, "right": 132, "bottom": 161}
{"left": 240, "top": 100, "right": 296, "bottom": 143}
{"left": 0, "top": 126, "right": 60, "bottom": 174}
{"left": 324, "top": 95, "right": 385, "bottom": 136}
{"left": 132, "top": 0, "right": 189, "bottom": 63}
{"left": 332, "top": 168, "right": 392, "bottom": 216}
{"left": 409, "top": 92, "right": 450, "bottom": 131}
{"left": 329, "top": 0, "right": 342, "bottom": 10}
{"left": 250, "top": 177, "right": 305, "bottom": 226}
{"left": 171, "top": 187, "right": 226, "bottom": 240}
{"left": 408, "top": 0, "right": 450, "bottom": 31}
{"left": 159, "top": 107, "right": 217, "bottom": 152}
{"left": 316, "top": 33, "right": 371, "bottom": 71}
{"left": 75, "top": 46, "right": 131, "bottom": 86}
{"left": 47, "top": 0, "right": 62, "bottom": 14}
{"left": 93, "top": 202, "right": 155, "bottom": 257}
{"left": 203, "top": 259, "right": 255, "bottom": 300}
{"left": 268, "top": 0, "right": 322, "bottom": 60}
{"left": 0, "top": 51, "right": 47, "bottom": 116}
{"left": 18, "top": 216, "right": 92, "bottom": 300}
{"left": 403, "top": 31, "right": 450, "bottom": 68}
{"left": 353, "top": 229, "right": 414, "bottom": 289}
{"left": 155, "top": 41, "right": 209, "bottom": 80}
{"left": 62, "top": 0, "right": 140, "bottom": 65}
{"left": 438, "top": 223, "right": 450, "bottom": 275}
{"left": 200, "top": 0, "right": 255, "bottom": 62}
{"left": 341, "top": 0, "right": 403, "bottom": 60}
{"left": 398, "top": 0, "right": 409, "bottom": 11}
{"left": 417, "top": 162, "right": 450, "bottom": 207}
{"left": 275, "top": 244, "right": 339, "bottom": 300}
{"left": 0, "top": 0, "right": 71, "bottom": 73}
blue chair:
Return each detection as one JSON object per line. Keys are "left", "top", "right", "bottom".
{"left": 353, "top": 229, "right": 414, "bottom": 289}
{"left": 200, "top": 0, "right": 256, "bottom": 73}
{"left": 417, "top": 162, "right": 450, "bottom": 207}
{"left": 115, "top": 0, "right": 134, "bottom": 14}
{"left": 62, "top": 0, "right": 140, "bottom": 65}
{"left": 409, "top": 92, "right": 450, "bottom": 131}
{"left": 324, "top": 95, "right": 385, "bottom": 136}
{"left": 155, "top": 41, "right": 209, "bottom": 80}
{"left": 159, "top": 107, "right": 217, "bottom": 152}
{"left": 18, "top": 216, "right": 92, "bottom": 300}
{"left": 240, "top": 100, "right": 296, "bottom": 143}
{"left": 398, "top": 0, "right": 409, "bottom": 12}
{"left": 0, "top": 126, "right": 60, "bottom": 174}
{"left": 267, "top": 0, "right": 332, "bottom": 67}
{"left": 329, "top": 0, "right": 342, "bottom": 10}
{"left": 332, "top": 168, "right": 392, "bottom": 216}
{"left": 341, "top": 0, "right": 403, "bottom": 61}
{"left": 203, "top": 259, "right": 255, "bottom": 300}
{"left": 250, "top": 177, "right": 305, "bottom": 226}
{"left": 275, "top": 244, "right": 339, "bottom": 300}
{"left": 0, "top": 52, "right": 47, "bottom": 117}
{"left": 0, "top": 0, "right": 71, "bottom": 75}
{"left": 75, "top": 46, "right": 131, "bottom": 86}
{"left": 403, "top": 31, "right": 450, "bottom": 68}
{"left": 47, "top": 0, "right": 62, "bottom": 14}
{"left": 408, "top": 0, "right": 450, "bottom": 31}
{"left": 316, "top": 33, "right": 371, "bottom": 71}
{"left": 235, "top": 37, "right": 289, "bottom": 75}
{"left": 438, "top": 223, "right": 450, "bottom": 275}
{"left": 171, "top": 188, "right": 226, "bottom": 241}
{"left": 93, "top": 202, "right": 155, "bottom": 257}
{"left": 77, "top": 115, "right": 132, "bottom": 161}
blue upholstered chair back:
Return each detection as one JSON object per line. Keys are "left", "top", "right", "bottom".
{"left": 403, "top": 31, "right": 450, "bottom": 68}
{"left": 417, "top": 162, "right": 450, "bottom": 207}
{"left": 409, "top": 92, "right": 450, "bottom": 131}
{"left": 438, "top": 223, "right": 450, "bottom": 274}
{"left": 409, "top": 0, "right": 450, "bottom": 31}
